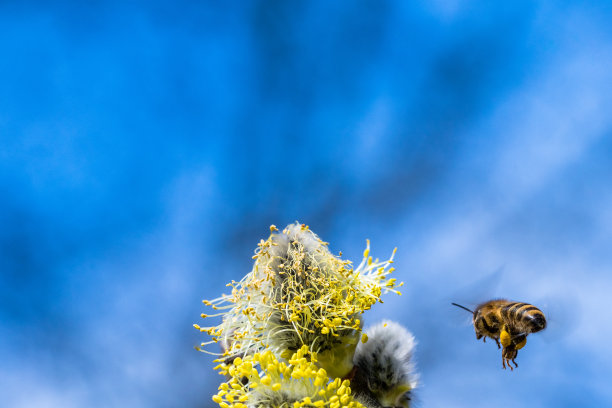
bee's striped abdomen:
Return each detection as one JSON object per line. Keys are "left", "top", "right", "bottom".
{"left": 501, "top": 302, "right": 547, "bottom": 334}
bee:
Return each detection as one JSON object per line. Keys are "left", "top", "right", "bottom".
{"left": 452, "top": 300, "right": 547, "bottom": 370}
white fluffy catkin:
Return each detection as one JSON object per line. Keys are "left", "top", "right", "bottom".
{"left": 351, "top": 320, "right": 418, "bottom": 408}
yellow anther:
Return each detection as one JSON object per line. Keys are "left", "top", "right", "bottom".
{"left": 291, "top": 369, "right": 304, "bottom": 379}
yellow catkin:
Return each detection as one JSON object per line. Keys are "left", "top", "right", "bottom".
{"left": 201, "top": 224, "right": 400, "bottom": 408}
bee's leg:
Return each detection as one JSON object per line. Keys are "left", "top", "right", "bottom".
{"left": 483, "top": 337, "right": 486, "bottom": 343}
{"left": 502, "top": 346, "right": 516, "bottom": 371}
{"left": 504, "top": 357, "right": 514, "bottom": 371}
{"left": 494, "top": 338, "right": 501, "bottom": 349}
{"left": 502, "top": 357, "right": 514, "bottom": 371}
{"left": 512, "top": 359, "right": 518, "bottom": 368}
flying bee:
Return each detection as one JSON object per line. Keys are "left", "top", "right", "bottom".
{"left": 452, "top": 300, "right": 547, "bottom": 370}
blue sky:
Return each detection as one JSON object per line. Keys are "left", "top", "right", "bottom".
{"left": 1, "top": 1, "right": 612, "bottom": 407}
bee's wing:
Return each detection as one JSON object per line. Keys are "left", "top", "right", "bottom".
{"left": 442, "top": 267, "right": 503, "bottom": 336}
{"left": 447, "top": 266, "right": 505, "bottom": 328}
{"left": 447, "top": 303, "right": 474, "bottom": 328}
{"left": 451, "top": 266, "right": 504, "bottom": 302}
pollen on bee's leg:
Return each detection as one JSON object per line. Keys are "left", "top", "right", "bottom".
{"left": 500, "top": 329, "right": 511, "bottom": 348}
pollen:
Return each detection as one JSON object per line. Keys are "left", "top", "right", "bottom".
{"left": 197, "top": 222, "right": 403, "bottom": 408}
{"left": 210, "top": 346, "right": 365, "bottom": 407}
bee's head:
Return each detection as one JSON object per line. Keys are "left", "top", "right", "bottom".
{"left": 472, "top": 310, "right": 486, "bottom": 339}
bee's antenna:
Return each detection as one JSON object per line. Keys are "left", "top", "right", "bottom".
{"left": 451, "top": 303, "right": 474, "bottom": 314}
